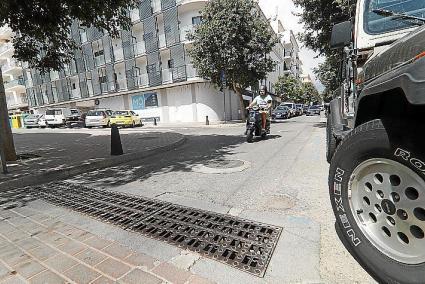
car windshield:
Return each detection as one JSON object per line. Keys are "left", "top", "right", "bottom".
{"left": 46, "top": 110, "right": 62, "bottom": 115}
{"left": 365, "top": 0, "right": 425, "bottom": 34}
{"left": 71, "top": 110, "right": 79, "bottom": 114}
{"left": 275, "top": 107, "right": 288, "bottom": 111}
{"left": 309, "top": 106, "right": 320, "bottom": 109}
{"left": 87, "top": 111, "right": 105, "bottom": 116}
{"left": 282, "top": 104, "right": 294, "bottom": 109}
{"left": 25, "top": 115, "right": 38, "bottom": 119}
{"left": 114, "top": 111, "right": 129, "bottom": 115}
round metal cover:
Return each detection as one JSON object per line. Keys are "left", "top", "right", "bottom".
{"left": 192, "top": 159, "right": 250, "bottom": 174}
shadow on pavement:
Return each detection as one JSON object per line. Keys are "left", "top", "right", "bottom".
{"left": 313, "top": 122, "right": 326, "bottom": 128}
{"left": 72, "top": 133, "right": 255, "bottom": 187}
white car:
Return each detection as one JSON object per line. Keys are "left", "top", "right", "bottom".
{"left": 38, "top": 115, "right": 47, "bottom": 128}
{"left": 280, "top": 102, "right": 297, "bottom": 117}
{"left": 45, "top": 108, "right": 72, "bottom": 127}
{"left": 85, "top": 110, "right": 113, "bottom": 128}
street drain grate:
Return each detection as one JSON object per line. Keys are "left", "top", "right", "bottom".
{"left": 25, "top": 182, "right": 282, "bottom": 277}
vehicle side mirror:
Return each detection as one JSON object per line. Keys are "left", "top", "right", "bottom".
{"left": 330, "top": 21, "right": 352, "bottom": 49}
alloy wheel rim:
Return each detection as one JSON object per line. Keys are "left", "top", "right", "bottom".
{"left": 349, "top": 158, "right": 425, "bottom": 264}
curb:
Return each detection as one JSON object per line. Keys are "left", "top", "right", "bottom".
{"left": 0, "top": 135, "right": 187, "bottom": 191}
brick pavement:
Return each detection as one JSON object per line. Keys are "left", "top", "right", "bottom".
{"left": 0, "top": 207, "right": 214, "bottom": 284}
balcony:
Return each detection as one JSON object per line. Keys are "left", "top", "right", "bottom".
{"left": 180, "top": 25, "right": 194, "bottom": 42}
{"left": 94, "top": 55, "right": 106, "bottom": 67}
{"left": 130, "top": 8, "right": 140, "bottom": 23}
{"left": 162, "top": 69, "right": 172, "bottom": 84}
{"left": 4, "top": 78, "right": 25, "bottom": 90}
{"left": 1, "top": 59, "right": 21, "bottom": 73}
{"left": 158, "top": 34, "right": 166, "bottom": 48}
{"left": 134, "top": 41, "right": 146, "bottom": 56}
{"left": 113, "top": 48, "right": 124, "bottom": 62}
{"left": 186, "top": 64, "right": 199, "bottom": 79}
{"left": 136, "top": 73, "right": 148, "bottom": 88}
{"left": 116, "top": 78, "right": 127, "bottom": 91}
{"left": 0, "top": 43, "right": 13, "bottom": 56}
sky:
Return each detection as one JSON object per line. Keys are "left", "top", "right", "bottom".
{"left": 258, "top": 0, "right": 325, "bottom": 92}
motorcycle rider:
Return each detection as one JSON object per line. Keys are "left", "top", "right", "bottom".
{"left": 247, "top": 85, "right": 273, "bottom": 134}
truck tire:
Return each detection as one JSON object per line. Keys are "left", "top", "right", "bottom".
{"left": 326, "top": 114, "right": 337, "bottom": 163}
{"left": 329, "top": 119, "right": 425, "bottom": 283}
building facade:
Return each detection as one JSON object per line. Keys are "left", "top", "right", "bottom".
{"left": 283, "top": 30, "right": 303, "bottom": 79}
{"left": 0, "top": 27, "right": 28, "bottom": 114}
{"left": 20, "top": 0, "right": 285, "bottom": 122}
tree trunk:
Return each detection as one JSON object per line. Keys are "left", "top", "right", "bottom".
{"left": 233, "top": 84, "right": 246, "bottom": 122}
{"left": 0, "top": 72, "right": 17, "bottom": 161}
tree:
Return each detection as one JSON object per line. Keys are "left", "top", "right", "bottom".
{"left": 274, "top": 75, "right": 303, "bottom": 103}
{"left": 293, "top": 0, "right": 355, "bottom": 94}
{"left": 302, "top": 81, "right": 320, "bottom": 104}
{"left": 0, "top": 0, "right": 137, "bottom": 161}
{"left": 188, "top": 0, "right": 277, "bottom": 121}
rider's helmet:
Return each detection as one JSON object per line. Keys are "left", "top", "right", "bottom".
{"left": 260, "top": 85, "right": 267, "bottom": 96}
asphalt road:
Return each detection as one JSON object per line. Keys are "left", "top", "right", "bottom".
{"left": 18, "top": 115, "right": 375, "bottom": 283}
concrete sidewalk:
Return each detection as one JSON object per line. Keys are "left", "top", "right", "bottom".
{"left": 0, "top": 206, "right": 213, "bottom": 284}
{"left": 0, "top": 130, "right": 186, "bottom": 190}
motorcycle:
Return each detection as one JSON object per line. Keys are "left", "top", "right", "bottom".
{"left": 245, "top": 106, "right": 270, "bottom": 143}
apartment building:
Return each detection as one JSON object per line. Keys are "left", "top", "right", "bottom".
{"left": 21, "top": 0, "right": 286, "bottom": 122}
{"left": 283, "top": 30, "right": 303, "bottom": 79}
{"left": 0, "top": 27, "right": 28, "bottom": 114}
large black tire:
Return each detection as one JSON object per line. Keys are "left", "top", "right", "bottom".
{"left": 329, "top": 119, "right": 425, "bottom": 284}
{"left": 326, "top": 114, "right": 338, "bottom": 163}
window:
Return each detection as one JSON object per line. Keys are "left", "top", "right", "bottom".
{"left": 94, "top": 50, "right": 104, "bottom": 58}
{"left": 364, "top": 0, "right": 425, "bottom": 35}
{"left": 72, "top": 83, "right": 76, "bottom": 90}
{"left": 168, "top": 59, "right": 174, "bottom": 69}
{"left": 192, "top": 16, "right": 202, "bottom": 26}
{"left": 144, "top": 93, "right": 158, "bottom": 108}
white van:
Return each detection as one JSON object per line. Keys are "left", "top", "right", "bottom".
{"left": 45, "top": 108, "right": 72, "bottom": 127}
{"left": 280, "top": 102, "right": 296, "bottom": 118}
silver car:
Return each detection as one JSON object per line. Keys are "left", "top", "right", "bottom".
{"left": 23, "top": 114, "right": 42, "bottom": 128}
{"left": 85, "top": 110, "right": 112, "bottom": 128}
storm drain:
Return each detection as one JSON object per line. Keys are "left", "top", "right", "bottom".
{"left": 22, "top": 182, "right": 282, "bottom": 277}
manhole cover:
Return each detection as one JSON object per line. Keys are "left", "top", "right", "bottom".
{"left": 9, "top": 182, "right": 282, "bottom": 277}
{"left": 192, "top": 159, "right": 250, "bottom": 174}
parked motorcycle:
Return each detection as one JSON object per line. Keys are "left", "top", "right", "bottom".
{"left": 245, "top": 106, "right": 269, "bottom": 143}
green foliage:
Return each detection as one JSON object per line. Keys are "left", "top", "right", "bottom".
{"left": 0, "top": 0, "right": 138, "bottom": 71}
{"left": 274, "top": 75, "right": 320, "bottom": 104}
{"left": 293, "top": 0, "right": 355, "bottom": 56}
{"left": 274, "top": 75, "right": 303, "bottom": 103}
{"left": 313, "top": 54, "right": 341, "bottom": 101}
{"left": 188, "top": 0, "right": 277, "bottom": 93}
{"left": 294, "top": 0, "right": 355, "bottom": 95}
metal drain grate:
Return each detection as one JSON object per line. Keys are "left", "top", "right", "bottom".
{"left": 20, "top": 182, "right": 282, "bottom": 277}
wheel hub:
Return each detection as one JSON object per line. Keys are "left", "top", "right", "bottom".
{"left": 349, "top": 158, "right": 425, "bottom": 264}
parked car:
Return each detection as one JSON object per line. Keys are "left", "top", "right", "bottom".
{"left": 45, "top": 108, "right": 72, "bottom": 127}
{"left": 38, "top": 115, "right": 47, "bottom": 128}
{"left": 306, "top": 105, "right": 321, "bottom": 116}
{"left": 280, "top": 102, "right": 296, "bottom": 118}
{"left": 67, "top": 109, "right": 82, "bottom": 122}
{"left": 23, "top": 114, "right": 43, "bottom": 128}
{"left": 303, "top": 105, "right": 309, "bottom": 114}
{"left": 85, "top": 110, "right": 112, "bottom": 128}
{"left": 296, "top": 104, "right": 304, "bottom": 116}
{"left": 110, "top": 110, "right": 143, "bottom": 128}
{"left": 272, "top": 106, "right": 290, "bottom": 120}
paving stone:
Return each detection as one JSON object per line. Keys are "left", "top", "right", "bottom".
{"left": 43, "top": 253, "right": 78, "bottom": 273}
{"left": 58, "top": 240, "right": 87, "bottom": 256}
{"left": 28, "top": 215, "right": 50, "bottom": 223}
{"left": 14, "top": 261, "right": 46, "bottom": 279}
{"left": 102, "top": 243, "right": 133, "bottom": 260}
{"left": 15, "top": 239, "right": 43, "bottom": 251}
{"left": 73, "top": 231, "right": 94, "bottom": 242}
{"left": 95, "top": 258, "right": 131, "bottom": 279}
{"left": 75, "top": 248, "right": 108, "bottom": 266}
{"left": 28, "top": 270, "right": 67, "bottom": 284}
{"left": 2, "top": 250, "right": 32, "bottom": 266}
{"left": 91, "top": 276, "right": 116, "bottom": 284}
{"left": 0, "top": 246, "right": 21, "bottom": 258}
{"left": 0, "top": 262, "right": 11, "bottom": 280}
{"left": 19, "top": 224, "right": 44, "bottom": 236}
{"left": 152, "top": 263, "right": 192, "bottom": 284}
{"left": 63, "top": 264, "right": 101, "bottom": 284}
{"left": 62, "top": 228, "right": 89, "bottom": 240}
{"left": 2, "top": 230, "right": 29, "bottom": 242}
{"left": 29, "top": 245, "right": 58, "bottom": 261}
{"left": 83, "top": 236, "right": 112, "bottom": 250}
{"left": 187, "top": 275, "right": 216, "bottom": 284}
{"left": 118, "top": 269, "right": 162, "bottom": 284}
{"left": 123, "top": 253, "right": 157, "bottom": 270}
{"left": 1, "top": 275, "right": 28, "bottom": 284}
{"left": 37, "top": 232, "right": 67, "bottom": 247}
